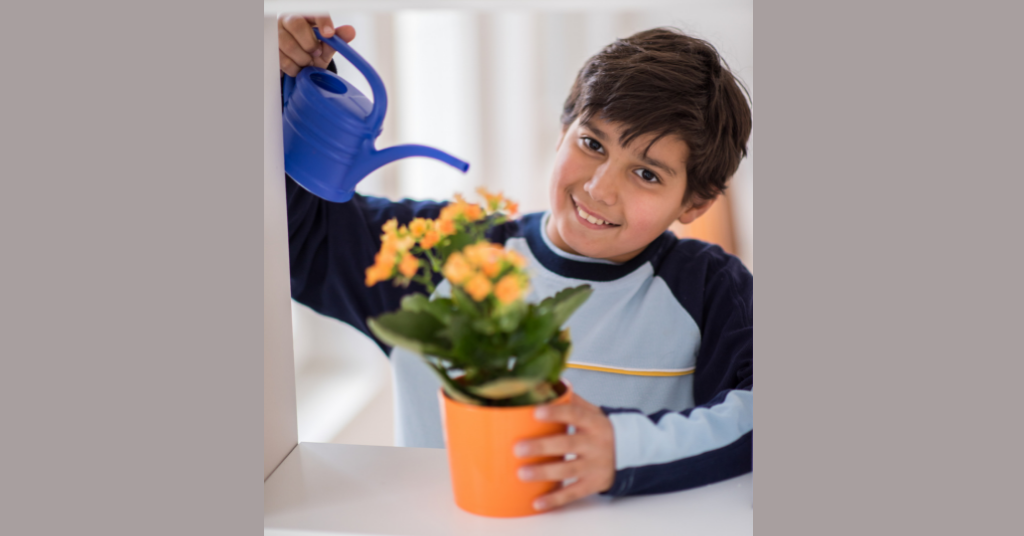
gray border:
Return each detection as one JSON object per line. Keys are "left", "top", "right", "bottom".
{"left": 3, "top": 1, "right": 259, "bottom": 534}
{"left": 757, "top": 1, "right": 1022, "bottom": 534}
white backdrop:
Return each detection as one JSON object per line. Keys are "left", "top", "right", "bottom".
{"left": 269, "top": 4, "right": 754, "bottom": 444}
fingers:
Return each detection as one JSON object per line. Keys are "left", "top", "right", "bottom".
{"left": 282, "top": 15, "right": 321, "bottom": 58}
{"left": 336, "top": 24, "right": 356, "bottom": 43}
{"left": 518, "top": 458, "right": 586, "bottom": 482}
{"left": 312, "top": 25, "right": 355, "bottom": 69}
{"left": 312, "top": 41, "right": 335, "bottom": 69}
{"left": 311, "top": 14, "right": 334, "bottom": 38}
{"left": 278, "top": 21, "right": 315, "bottom": 71}
{"left": 535, "top": 395, "right": 595, "bottom": 428}
{"left": 279, "top": 50, "right": 301, "bottom": 78}
{"left": 278, "top": 16, "right": 357, "bottom": 75}
{"left": 532, "top": 481, "right": 596, "bottom": 512}
{"left": 515, "top": 433, "right": 580, "bottom": 458}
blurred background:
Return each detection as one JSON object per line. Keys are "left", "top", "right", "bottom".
{"left": 269, "top": 1, "right": 753, "bottom": 447}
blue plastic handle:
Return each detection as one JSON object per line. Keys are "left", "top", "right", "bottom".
{"left": 311, "top": 28, "right": 388, "bottom": 133}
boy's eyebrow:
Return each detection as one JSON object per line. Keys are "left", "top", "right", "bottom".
{"left": 582, "top": 120, "right": 678, "bottom": 178}
{"left": 640, "top": 154, "right": 678, "bottom": 178}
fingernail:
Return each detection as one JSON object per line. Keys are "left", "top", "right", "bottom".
{"left": 313, "top": 49, "right": 322, "bottom": 57}
{"left": 514, "top": 443, "right": 529, "bottom": 457}
{"left": 533, "top": 499, "right": 547, "bottom": 511}
{"left": 535, "top": 407, "right": 549, "bottom": 419}
{"left": 518, "top": 467, "right": 533, "bottom": 480}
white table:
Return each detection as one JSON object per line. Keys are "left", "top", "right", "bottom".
{"left": 265, "top": 443, "right": 753, "bottom": 536}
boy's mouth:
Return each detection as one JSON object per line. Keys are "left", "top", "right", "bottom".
{"left": 572, "top": 198, "right": 620, "bottom": 228}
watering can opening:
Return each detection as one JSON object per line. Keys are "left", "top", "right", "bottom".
{"left": 309, "top": 72, "right": 348, "bottom": 95}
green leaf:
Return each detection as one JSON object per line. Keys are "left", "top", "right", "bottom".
{"left": 467, "top": 377, "right": 542, "bottom": 400}
{"left": 513, "top": 344, "right": 561, "bottom": 380}
{"left": 400, "top": 293, "right": 431, "bottom": 313}
{"left": 367, "top": 310, "right": 445, "bottom": 356}
{"left": 548, "top": 285, "right": 594, "bottom": 328}
{"left": 508, "top": 308, "right": 557, "bottom": 359}
{"left": 450, "top": 285, "right": 482, "bottom": 318}
{"left": 420, "top": 360, "right": 486, "bottom": 406}
{"left": 496, "top": 301, "right": 526, "bottom": 333}
{"left": 472, "top": 318, "right": 497, "bottom": 335}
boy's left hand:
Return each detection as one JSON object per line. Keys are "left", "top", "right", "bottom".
{"left": 514, "top": 393, "right": 616, "bottom": 511}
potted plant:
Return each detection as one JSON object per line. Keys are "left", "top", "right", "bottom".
{"left": 364, "top": 189, "right": 592, "bottom": 517}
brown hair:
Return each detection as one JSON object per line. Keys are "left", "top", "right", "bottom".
{"left": 561, "top": 27, "right": 752, "bottom": 204}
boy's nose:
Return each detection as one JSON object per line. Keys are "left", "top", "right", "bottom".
{"left": 583, "top": 164, "right": 618, "bottom": 206}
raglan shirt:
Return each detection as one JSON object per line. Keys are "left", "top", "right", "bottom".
{"left": 286, "top": 178, "right": 753, "bottom": 497}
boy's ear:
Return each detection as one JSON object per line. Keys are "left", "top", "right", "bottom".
{"left": 677, "top": 196, "right": 717, "bottom": 225}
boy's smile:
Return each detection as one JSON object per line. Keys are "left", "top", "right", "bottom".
{"left": 546, "top": 116, "right": 713, "bottom": 264}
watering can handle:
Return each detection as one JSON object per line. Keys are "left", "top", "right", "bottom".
{"left": 312, "top": 28, "right": 388, "bottom": 132}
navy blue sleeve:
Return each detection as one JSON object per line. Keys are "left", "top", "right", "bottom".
{"left": 600, "top": 241, "right": 753, "bottom": 496}
{"left": 286, "top": 176, "right": 447, "bottom": 354}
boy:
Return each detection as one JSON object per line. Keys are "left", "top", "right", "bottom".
{"left": 278, "top": 15, "right": 752, "bottom": 512}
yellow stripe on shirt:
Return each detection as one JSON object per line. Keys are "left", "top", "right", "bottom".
{"left": 566, "top": 362, "right": 696, "bottom": 377}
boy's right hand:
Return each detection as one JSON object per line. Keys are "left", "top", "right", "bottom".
{"left": 278, "top": 14, "right": 356, "bottom": 77}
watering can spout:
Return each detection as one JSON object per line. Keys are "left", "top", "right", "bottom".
{"left": 348, "top": 144, "right": 470, "bottom": 184}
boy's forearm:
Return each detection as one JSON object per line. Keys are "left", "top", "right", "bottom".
{"left": 599, "top": 387, "right": 753, "bottom": 496}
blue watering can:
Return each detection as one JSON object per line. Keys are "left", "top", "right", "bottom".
{"left": 282, "top": 28, "right": 470, "bottom": 202}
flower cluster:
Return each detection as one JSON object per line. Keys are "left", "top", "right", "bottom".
{"left": 442, "top": 243, "right": 528, "bottom": 303}
{"left": 364, "top": 188, "right": 591, "bottom": 407}
{"left": 364, "top": 219, "right": 420, "bottom": 287}
{"left": 364, "top": 188, "right": 520, "bottom": 293}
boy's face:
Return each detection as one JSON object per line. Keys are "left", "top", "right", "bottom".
{"left": 546, "top": 115, "right": 713, "bottom": 263}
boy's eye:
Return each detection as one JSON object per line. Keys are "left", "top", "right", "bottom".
{"left": 581, "top": 136, "right": 604, "bottom": 153}
{"left": 634, "top": 168, "right": 660, "bottom": 184}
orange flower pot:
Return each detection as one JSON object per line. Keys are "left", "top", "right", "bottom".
{"left": 439, "top": 381, "right": 573, "bottom": 517}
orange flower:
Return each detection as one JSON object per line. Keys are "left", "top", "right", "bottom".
{"left": 398, "top": 254, "right": 419, "bottom": 278}
{"left": 439, "top": 204, "right": 460, "bottom": 222}
{"left": 464, "top": 243, "right": 502, "bottom": 278}
{"left": 437, "top": 218, "right": 456, "bottom": 236}
{"left": 396, "top": 235, "right": 416, "bottom": 251}
{"left": 505, "top": 200, "right": 519, "bottom": 217}
{"left": 409, "top": 218, "right": 430, "bottom": 238}
{"left": 375, "top": 250, "right": 397, "bottom": 271}
{"left": 464, "top": 204, "right": 483, "bottom": 222}
{"left": 381, "top": 218, "right": 398, "bottom": 237}
{"left": 419, "top": 229, "right": 440, "bottom": 249}
{"left": 494, "top": 274, "right": 523, "bottom": 304}
{"left": 476, "top": 187, "right": 503, "bottom": 212}
{"left": 464, "top": 273, "right": 493, "bottom": 301}
{"left": 364, "top": 262, "right": 391, "bottom": 287}
{"left": 442, "top": 253, "right": 474, "bottom": 285}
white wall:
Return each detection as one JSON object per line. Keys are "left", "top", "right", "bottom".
{"left": 264, "top": 14, "right": 299, "bottom": 479}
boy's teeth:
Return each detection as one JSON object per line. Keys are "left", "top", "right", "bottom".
{"left": 577, "top": 205, "right": 609, "bottom": 225}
